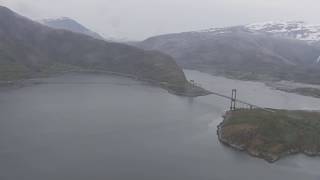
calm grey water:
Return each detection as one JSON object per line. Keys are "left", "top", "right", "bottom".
{"left": 1, "top": 70, "right": 320, "bottom": 180}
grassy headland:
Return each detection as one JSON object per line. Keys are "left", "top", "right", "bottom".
{"left": 218, "top": 109, "right": 320, "bottom": 162}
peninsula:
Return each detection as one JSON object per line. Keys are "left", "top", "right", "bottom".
{"left": 218, "top": 109, "right": 320, "bottom": 162}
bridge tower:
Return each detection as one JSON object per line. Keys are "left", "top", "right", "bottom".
{"left": 230, "top": 89, "right": 237, "bottom": 111}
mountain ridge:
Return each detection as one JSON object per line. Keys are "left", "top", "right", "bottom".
{"left": 40, "top": 17, "right": 104, "bottom": 39}
{"left": 0, "top": 6, "right": 209, "bottom": 96}
{"left": 137, "top": 21, "right": 320, "bottom": 84}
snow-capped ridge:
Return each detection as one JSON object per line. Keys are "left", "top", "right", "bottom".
{"left": 195, "top": 21, "right": 320, "bottom": 43}
{"left": 245, "top": 21, "right": 320, "bottom": 42}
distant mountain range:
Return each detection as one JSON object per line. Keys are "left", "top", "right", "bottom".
{"left": 0, "top": 6, "right": 207, "bottom": 96}
{"left": 40, "top": 17, "right": 104, "bottom": 39}
{"left": 137, "top": 21, "right": 320, "bottom": 84}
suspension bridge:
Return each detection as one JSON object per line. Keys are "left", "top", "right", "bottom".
{"left": 62, "top": 70, "right": 274, "bottom": 112}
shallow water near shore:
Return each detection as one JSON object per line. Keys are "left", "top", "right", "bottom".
{"left": 1, "top": 70, "right": 320, "bottom": 180}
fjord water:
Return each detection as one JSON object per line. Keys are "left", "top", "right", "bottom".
{"left": 1, "top": 70, "right": 320, "bottom": 180}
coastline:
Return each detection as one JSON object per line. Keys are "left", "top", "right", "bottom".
{"left": 0, "top": 73, "right": 211, "bottom": 97}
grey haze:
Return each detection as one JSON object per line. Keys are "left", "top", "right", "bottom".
{"left": 2, "top": 0, "right": 320, "bottom": 40}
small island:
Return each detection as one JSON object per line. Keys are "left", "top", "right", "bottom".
{"left": 218, "top": 109, "right": 320, "bottom": 162}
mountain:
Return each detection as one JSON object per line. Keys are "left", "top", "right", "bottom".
{"left": 40, "top": 17, "right": 104, "bottom": 39}
{"left": 137, "top": 21, "right": 320, "bottom": 84}
{"left": 0, "top": 6, "right": 208, "bottom": 96}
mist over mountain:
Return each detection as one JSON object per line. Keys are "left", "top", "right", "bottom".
{"left": 40, "top": 17, "right": 104, "bottom": 39}
{"left": 0, "top": 6, "right": 208, "bottom": 95}
{"left": 137, "top": 21, "right": 320, "bottom": 84}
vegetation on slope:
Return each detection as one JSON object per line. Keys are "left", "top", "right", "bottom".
{"left": 0, "top": 6, "right": 209, "bottom": 96}
{"left": 218, "top": 109, "right": 320, "bottom": 162}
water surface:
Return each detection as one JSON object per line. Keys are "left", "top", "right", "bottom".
{"left": 0, "top": 70, "right": 320, "bottom": 180}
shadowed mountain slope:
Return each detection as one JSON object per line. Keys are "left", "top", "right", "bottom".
{"left": 0, "top": 6, "right": 208, "bottom": 96}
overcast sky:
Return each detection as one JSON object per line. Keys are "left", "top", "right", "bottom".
{"left": 1, "top": 0, "right": 320, "bottom": 40}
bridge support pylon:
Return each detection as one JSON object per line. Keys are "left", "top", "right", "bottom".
{"left": 230, "top": 89, "right": 237, "bottom": 111}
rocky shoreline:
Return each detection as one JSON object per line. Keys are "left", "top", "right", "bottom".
{"left": 217, "top": 119, "right": 281, "bottom": 163}
{"left": 217, "top": 111, "right": 320, "bottom": 163}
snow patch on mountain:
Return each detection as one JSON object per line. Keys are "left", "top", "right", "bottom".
{"left": 195, "top": 21, "right": 320, "bottom": 43}
{"left": 196, "top": 27, "right": 233, "bottom": 35}
{"left": 246, "top": 21, "right": 320, "bottom": 42}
